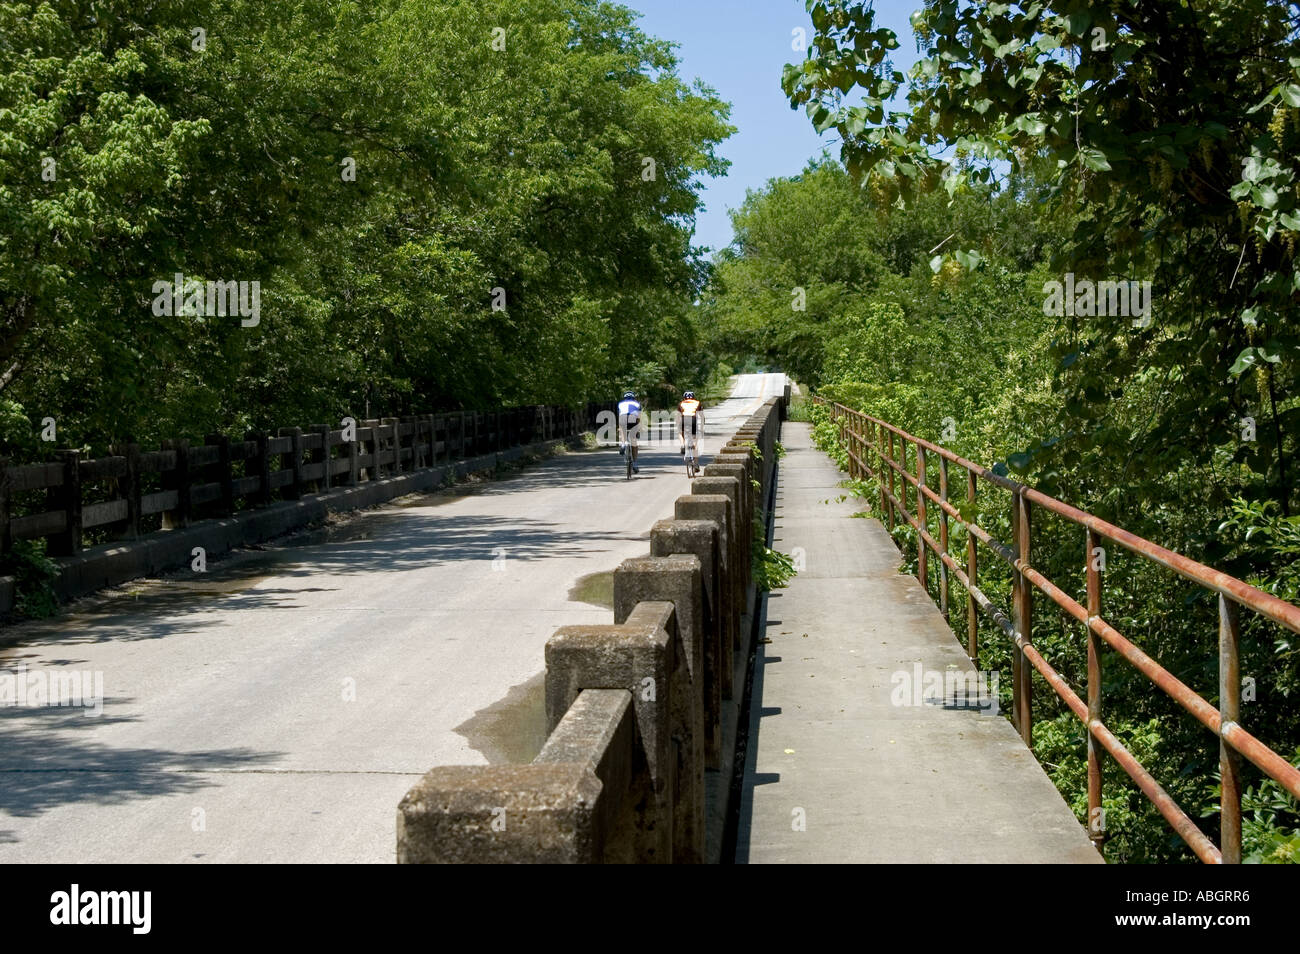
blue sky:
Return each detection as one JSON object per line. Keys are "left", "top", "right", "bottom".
{"left": 629, "top": 0, "right": 922, "bottom": 256}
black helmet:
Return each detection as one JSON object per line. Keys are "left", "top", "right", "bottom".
{"left": 623, "top": 390, "right": 635, "bottom": 400}
{"left": 683, "top": 391, "right": 695, "bottom": 399}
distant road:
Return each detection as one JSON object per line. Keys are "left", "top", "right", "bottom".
{"left": 0, "top": 372, "right": 785, "bottom": 863}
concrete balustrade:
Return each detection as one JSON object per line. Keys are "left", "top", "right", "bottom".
{"left": 397, "top": 395, "right": 786, "bottom": 863}
{"left": 650, "top": 520, "right": 721, "bottom": 760}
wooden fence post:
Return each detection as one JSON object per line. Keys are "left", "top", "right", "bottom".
{"left": 414, "top": 416, "right": 427, "bottom": 469}
{"left": 362, "top": 420, "right": 379, "bottom": 479}
{"left": 313, "top": 425, "right": 331, "bottom": 491}
{"left": 48, "top": 449, "right": 82, "bottom": 556}
{"left": 0, "top": 457, "right": 10, "bottom": 556}
{"left": 206, "top": 434, "right": 233, "bottom": 516}
{"left": 161, "top": 439, "right": 190, "bottom": 529}
{"left": 279, "top": 427, "right": 304, "bottom": 500}
{"left": 346, "top": 424, "right": 359, "bottom": 486}
{"left": 382, "top": 418, "right": 400, "bottom": 475}
{"left": 247, "top": 431, "right": 272, "bottom": 505}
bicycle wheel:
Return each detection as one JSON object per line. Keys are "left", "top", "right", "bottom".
{"left": 626, "top": 447, "right": 633, "bottom": 480}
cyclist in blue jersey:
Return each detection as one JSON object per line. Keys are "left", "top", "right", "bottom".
{"left": 617, "top": 391, "right": 642, "bottom": 476}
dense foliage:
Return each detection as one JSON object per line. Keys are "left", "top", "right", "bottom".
{"left": 699, "top": 0, "right": 1300, "bottom": 862}
{"left": 0, "top": 0, "right": 731, "bottom": 457}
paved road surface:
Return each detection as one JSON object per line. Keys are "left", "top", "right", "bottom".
{"left": 0, "top": 373, "right": 786, "bottom": 863}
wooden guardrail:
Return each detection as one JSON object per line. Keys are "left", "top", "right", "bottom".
{"left": 0, "top": 404, "right": 612, "bottom": 559}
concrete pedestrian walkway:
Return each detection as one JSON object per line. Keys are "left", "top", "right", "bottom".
{"left": 735, "top": 423, "right": 1102, "bottom": 863}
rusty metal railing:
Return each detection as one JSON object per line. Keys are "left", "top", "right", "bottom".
{"left": 813, "top": 396, "right": 1300, "bottom": 863}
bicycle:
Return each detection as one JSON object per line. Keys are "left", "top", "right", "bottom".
{"left": 683, "top": 432, "right": 700, "bottom": 479}
{"left": 620, "top": 426, "right": 639, "bottom": 480}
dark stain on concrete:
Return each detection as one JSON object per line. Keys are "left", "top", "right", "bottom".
{"left": 453, "top": 672, "right": 549, "bottom": 765}
{"left": 567, "top": 570, "right": 614, "bottom": 609}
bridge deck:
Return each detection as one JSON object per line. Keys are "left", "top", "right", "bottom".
{"left": 735, "top": 423, "right": 1102, "bottom": 864}
{"left": 0, "top": 376, "right": 787, "bottom": 863}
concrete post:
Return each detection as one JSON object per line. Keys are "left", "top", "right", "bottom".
{"left": 397, "top": 762, "right": 605, "bottom": 864}
{"left": 675, "top": 494, "right": 738, "bottom": 666}
{"left": 612, "top": 556, "right": 706, "bottom": 857}
{"left": 545, "top": 602, "right": 689, "bottom": 863}
{"left": 649, "top": 520, "right": 722, "bottom": 767}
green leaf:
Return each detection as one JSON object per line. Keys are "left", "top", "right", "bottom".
{"left": 1078, "top": 147, "right": 1111, "bottom": 171}
{"left": 1229, "top": 348, "right": 1263, "bottom": 375}
{"left": 1065, "top": 12, "right": 1092, "bottom": 35}
{"left": 1007, "top": 452, "right": 1032, "bottom": 473}
{"left": 1016, "top": 115, "right": 1048, "bottom": 136}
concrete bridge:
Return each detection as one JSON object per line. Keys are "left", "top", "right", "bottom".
{"left": 4, "top": 374, "right": 1292, "bottom": 862}
{"left": 0, "top": 375, "right": 786, "bottom": 862}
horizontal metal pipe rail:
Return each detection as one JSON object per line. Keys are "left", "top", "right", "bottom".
{"left": 815, "top": 396, "right": 1300, "bottom": 864}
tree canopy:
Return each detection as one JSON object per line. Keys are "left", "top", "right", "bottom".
{"left": 0, "top": 0, "right": 732, "bottom": 454}
{"left": 783, "top": 0, "right": 1299, "bottom": 518}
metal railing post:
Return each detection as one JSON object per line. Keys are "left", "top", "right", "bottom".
{"left": 966, "top": 470, "right": 978, "bottom": 662}
{"left": 886, "top": 430, "right": 896, "bottom": 532}
{"left": 1012, "top": 489, "right": 1033, "bottom": 745}
{"left": 876, "top": 423, "right": 888, "bottom": 523}
{"left": 1086, "top": 527, "right": 1106, "bottom": 856}
{"left": 1219, "top": 594, "right": 1242, "bottom": 863}
{"left": 939, "top": 457, "right": 949, "bottom": 621}
{"left": 899, "top": 437, "right": 908, "bottom": 519}
{"left": 916, "top": 443, "right": 928, "bottom": 593}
